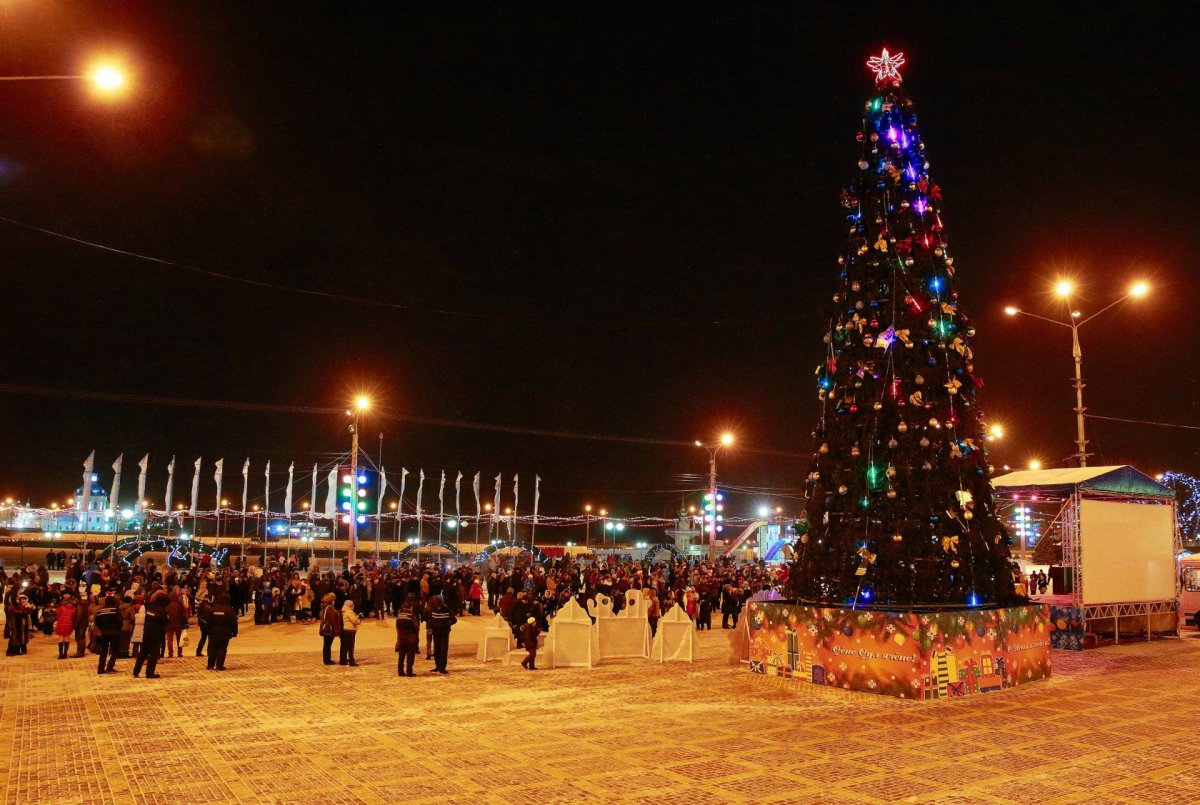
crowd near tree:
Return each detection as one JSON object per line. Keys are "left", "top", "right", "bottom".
{"left": 2, "top": 549, "right": 785, "bottom": 676}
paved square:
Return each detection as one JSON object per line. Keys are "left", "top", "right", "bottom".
{"left": 3, "top": 616, "right": 1198, "bottom": 804}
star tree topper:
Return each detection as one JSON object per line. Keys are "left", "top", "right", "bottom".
{"left": 867, "top": 48, "right": 905, "bottom": 86}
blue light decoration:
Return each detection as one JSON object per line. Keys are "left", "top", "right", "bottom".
{"left": 968, "top": 593, "right": 980, "bottom": 607}
{"left": 1161, "top": 471, "right": 1200, "bottom": 543}
{"left": 929, "top": 277, "right": 942, "bottom": 292}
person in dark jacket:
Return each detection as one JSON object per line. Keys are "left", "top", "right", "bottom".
{"left": 206, "top": 593, "right": 237, "bottom": 671}
{"left": 195, "top": 593, "right": 213, "bottom": 658}
{"left": 133, "top": 591, "right": 168, "bottom": 678}
{"left": 72, "top": 594, "right": 91, "bottom": 658}
{"left": 394, "top": 594, "right": 420, "bottom": 677}
{"left": 94, "top": 595, "right": 123, "bottom": 675}
{"left": 318, "top": 593, "right": 341, "bottom": 665}
{"left": 164, "top": 590, "right": 185, "bottom": 657}
{"left": 424, "top": 595, "right": 455, "bottom": 674}
{"left": 520, "top": 616, "right": 540, "bottom": 671}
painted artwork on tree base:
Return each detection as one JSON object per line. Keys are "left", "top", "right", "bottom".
{"left": 747, "top": 601, "right": 1051, "bottom": 700}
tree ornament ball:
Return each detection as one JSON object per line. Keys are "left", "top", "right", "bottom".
{"left": 919, "top": 437, "right": 930, "bottom": 448}
{"left": 922, "top": 461, "right": 932, "bottom": 471}
{"left": 819, "top": 442, "right": 830, "bottom": 455}
{"left": 800, "top": 534, "right": 809, "bottom": 544}
{"left": 897, "top": 422, "right": 909, "bottom": 433}
{"left": 838, "top": 485, "right": 849, "bottom": 495}
{"left": 915, "top": 374, "right": 925, "bottom": 385}
{"left": 850, "top": 445, "right": 861, "bottom": 458}
{"left": 893, "top": 632, "right": 906, "bottom": 645}
{"left": 842, "top": 625, "right": 854, "bottom": 636}
{"left": 892, "top": 533, "right": 903, "bottom": 542}
{"left": 858, "top": 159, "right": 870, "bottom": 170}
{"left": 950, "top": 559, "right": 960, "bottom": 569}
{"left": 873, "top": 402, "right": 883, "bottom": 411}
{"left": 963, "top": 511, "right": 974, "bottom": 520}
{"left": 886, "top": 489, "right": 897, "bottom": 499}
{"left": 888, "top": 438, "right": 898, "bottom": 449}
{"left": 885, "top": 466, "right": 896, "bottom": 478}
{"left": 929, "top": 418, "right": 940, "bottom": 428}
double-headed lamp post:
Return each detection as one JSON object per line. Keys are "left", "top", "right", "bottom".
{"left": 695, "top": 432, "right": 734, "bottom": 562}
{"left": 1005, "top": 279, "right": 1148, "bottom": 467}
{"left": 346, "top": 395, "right": 370, "bottom": 565}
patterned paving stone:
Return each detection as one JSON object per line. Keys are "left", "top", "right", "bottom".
{"left": 3, "top": 617, "right": 1200, "bottom": 803}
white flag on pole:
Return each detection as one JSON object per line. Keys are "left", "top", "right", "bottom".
{"left": 284, "top": 461, "right": 294, "bottom": 518}
{"left": 164, "top": 455, "right": 176, "bottom": 517}
{"left": 136, "top": 454, "right": 149, "bottom": 513}
{"left": 513, "top": 474, "right": 519, "bottom": 533}
{"left": 493, "top": 474, "right": 501, "bottom": 524}
{"left": 188, "top": 458, "right": 202, "bottom": 516}
{"left": 534, "top": 474, "right": 541, "bottom": 523}
{"left": 213, "top": 458, "right": 224, "bottom": 511}
{"left": 378, "top": 467, "right": 387, "bottom": 520}
{"left": 416, "top": 470, "right": 425, "bottom": 518}
{"left": 80, "top": 451, "right": 95, "bottom": 522}
{"left": 438, "top": 470, "right": 445, "bottom": 523}
{"left": 324, "top": 467, "right": 337, "bottom": 519}
{"left": 455, "top": 471, "right": 463, "bottom": 520}
{"left": 473, "top": 472, "right": 481, "bottom": 520}
{"left": 110, "top": 454, "right": 124, "bottom": 516}
{"left": 399, "top": 468, "right": 409, "bottom": 518}
{"left": 263, "top": 460, "right": 271, "bottom": 516}
{"left": 241, "top": 459, "right": 250, "bottom": 514}
{"left": 310, "top": 463, "right": 318, "bottom": 521}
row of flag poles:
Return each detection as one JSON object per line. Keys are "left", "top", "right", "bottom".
{"left": 80, "top": 451, "right": 542, "bottom": 543}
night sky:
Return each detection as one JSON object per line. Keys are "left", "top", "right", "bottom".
{"left": 2, "top": 4, "right": 1198, "bottom": 517}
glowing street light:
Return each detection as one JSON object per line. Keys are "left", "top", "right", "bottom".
{"left": 1004, "top": 277, "right": 1149, "bottom": 466}
{"left": 987, "top": 424, "right": 1005, "bottom": 441}
{"left": 1028, "top": 459, "right": 1042, "bottom": 471}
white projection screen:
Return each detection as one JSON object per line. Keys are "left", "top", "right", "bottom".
{"left": 1079, "top": 499, "right": 1176, "bottom": 604}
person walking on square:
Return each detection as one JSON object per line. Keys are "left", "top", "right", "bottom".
{"left": 93, "top": 595, "right": 122, "bottom": 674}
{"left": 164, "top": 590, "right": 185, "bottom": 658}
{"left": 54, "top": 595, "right": 77, "bottom": 660}
{"left": 195, "top": 592, "right": 213, "bottom": 658}
{"left": 339, "top": 599, "right": 360, "bottom": 666}
{"left": 130, "top": 596, "right": 145, "bottom": 659}
{"left": 519, "top": 616, "right": 540, "bottom": 671}
{"left": 72, "top": 593, "right": 91, "bottom": 657}
{"left": 394, "top": 594, "right": 420, "bottom": 677}
{"left": 425, "top": 594, "right": 455, "bottom": 674}
{"left": 133, "top": 591, "right": 167, "bottom": 678}
{"left": 206, "top": 593, "right": 237, "bottom": 671}
{"left": 318, "top": 593, "right": 341, "bottom": 665}
{"left": 5, "top": 594, "right": 31, "bottom": 656}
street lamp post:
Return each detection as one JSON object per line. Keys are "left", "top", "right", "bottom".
{"left": 1005, "top": 280, "right": 1147, "bottom": 467}
{"left": 695, "top": 432, "right": 734, "bottom": 561}
{"left": 584, "top": 504, "right": 592, "bottom": 548}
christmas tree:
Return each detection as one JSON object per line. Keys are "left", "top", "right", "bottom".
{"left": 791, "top": 50, "right": 1022, "bottom": 609}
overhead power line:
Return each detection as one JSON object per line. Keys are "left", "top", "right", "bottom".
{"left": 0, "top": 383, "right": 807, "bottom": 458}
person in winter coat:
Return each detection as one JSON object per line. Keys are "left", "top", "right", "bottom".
{"left": 93, "top": 595, "right": 123, "bottom": 674}
{"left": 394, "top": 594, "right": 420, "bottom": 677}
{"left": 468, "top": 577, "right": 482, "bottom": 616}
{"left": 54, "top": 596, "right": 77, "bottom": 659}
{"left": 72, "top": 594, "right": 91, "bottom": 657}
{"left": 318, "top": 593, "right": 341, "bottom": 666}
{"left": 130, "top": 599, "right": 146, "bottom": 660}
{"left": 164, "top": 590, "right": 185, "bottom": 658}
{"left": 339, "top": 599, "right": 360, "bottom": 666}
{"left": 206, "top": 593, "right": 238, "bottom": 671}
{"left": 647, "top": 591, "right": 661, "bottom": 638}
{"left": 195, "top": 593, "right": 213, "bottom": 658}
{"left": 119, "top": 595, "right": 135, "bottom": 658}
{"left": 520, "top": 616, "right": 540, "bottom": 671}
{"left": 133, "top": 591, "right": 168, "bottom": 678}
{"left": 5, "top": 595, "right": 31, "bottom": 656}
{"left": 424, "top": 595, "right": 455, "bottom": 674}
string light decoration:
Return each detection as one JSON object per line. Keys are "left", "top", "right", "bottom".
{"left": 1161, "top": 471, "right": 1200, "bottom": 543}
{"left": 866, "top": 48, "right": 906, "bottom": 86}
{"left": 790, "top": 54, "right": 1021, "bottom": 609}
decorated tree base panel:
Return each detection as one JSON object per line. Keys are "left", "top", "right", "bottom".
{"left": 747, "top": 601, "right": 1051, "bottom": 700}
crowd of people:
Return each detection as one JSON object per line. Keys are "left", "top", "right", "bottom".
{"left": 2, "top": 549, "right": 785, "bottom": 678}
